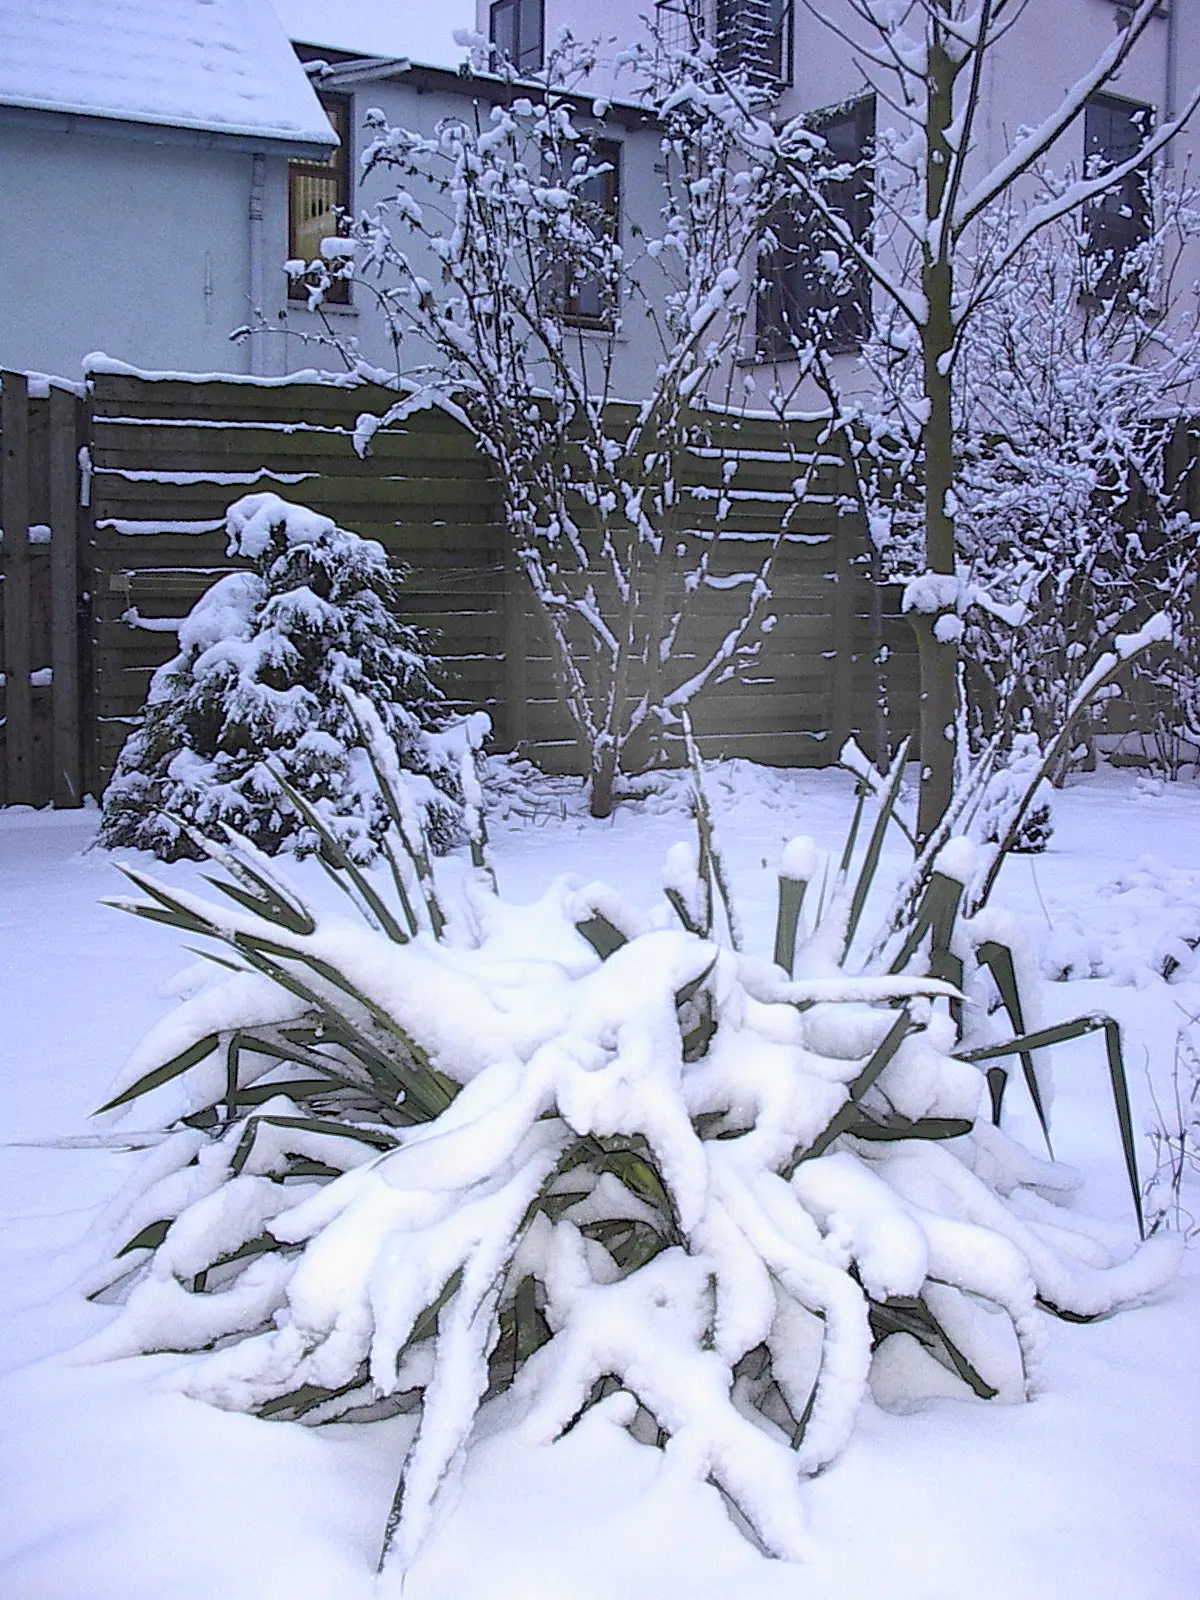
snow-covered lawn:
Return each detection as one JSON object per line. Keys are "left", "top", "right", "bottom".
{"left": 1, "top": 762, "right": 1198, "bottom": 1600}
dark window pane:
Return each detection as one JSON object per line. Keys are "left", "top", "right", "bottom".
{"left": 564, "top": 140, "right": 621, "bottom": 328}
{"left": 490, "top": 0, "right": 517, "bottom": 66}
{"left": 519, "top": 0, "right": 544, "bottom": 70}
{"left": 491, "top": 0, "right": 542, "bottom": 72}
{"left": 758, "top": 96, "right": 874, "bottom": 356}
{"left": 1083, "top": 94, "right": 1152, "bottom": 303}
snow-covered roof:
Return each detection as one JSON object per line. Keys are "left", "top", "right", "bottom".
{"left": 0, "top": 0, "right": 335, "bottom": 151}
{"left": 270, "top": 0, "right": 476, "bottom": 73}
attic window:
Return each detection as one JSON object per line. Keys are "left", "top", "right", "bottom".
{"left": 1083, "top": 93, "right": 1152, "bottom": 303}
{"left": 491, "top": 0, "right": 544, "bottom": 74}
{"left": 288, "top": 95, "right": 351, "bottom": 304}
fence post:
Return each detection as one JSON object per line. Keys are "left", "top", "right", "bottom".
{"left": 503, "top": 539, "right": 529, "bottom": 753}
{"left": 1, "top": 372, "right": 34, "bottom": 806}
{"left": 830, "top": 511, "right": 856, "bottom": 756}
{"left": 48, "top": 386, "right": 83, "bottom": 806}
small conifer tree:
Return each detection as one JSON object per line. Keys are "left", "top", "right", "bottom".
{"left": 100, "top": 493, "right": 465, "bottom": 861}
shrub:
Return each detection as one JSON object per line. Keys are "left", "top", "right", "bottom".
{"left": 99, "top": 493, "right": 469, "bottom": 863}
{"left": 83, "top": 736, "right": 1177, "bottom": 1577}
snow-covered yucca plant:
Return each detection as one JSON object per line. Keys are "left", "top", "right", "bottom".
{"left": 100, "top": 493, "right": 468, "bottom": 863}
{"left": 84, "top": 732, "right": 1177, "bottom": 1576}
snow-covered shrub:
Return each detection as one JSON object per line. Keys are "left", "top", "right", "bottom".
{"left": 83, "top": 754, "right": 1176, "bottom": 1577}
{"left": 99, "top": 493, "right": 468, "bottom": 863}
{"left": 975, "top": 732, "right": 1054, "bottom": 855}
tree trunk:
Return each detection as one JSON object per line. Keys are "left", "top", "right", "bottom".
{"left": 589, "top": 737, "right": 618, "bottom": 819}
{"left": 916, "top": 22, "right": 959, "bottom": 846}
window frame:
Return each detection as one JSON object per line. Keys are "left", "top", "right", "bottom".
{"left": 1082, "top": 91, "right": 1153, "bottom": 305}
{"left": 287, "top": 94, "right": 352, "bottom": 306}
{"left": 560, "top": 138, "right": 622, "bottom": 331}
{"left": 757, "top": 95, "right": 875, "bottom": 360}
{"left": 490, "top": 0, "right": 545, "bottom": 75}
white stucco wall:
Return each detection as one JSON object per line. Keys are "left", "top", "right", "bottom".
{"left": 0, "top": 118, "right": 281, "bottom": 379}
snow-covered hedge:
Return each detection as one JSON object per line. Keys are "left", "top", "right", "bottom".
{"left": 99, "top": 493, "right": 470, "bottom": 862}
{"left": 83, "top": 768, "right": 1178, "bottom": 1577}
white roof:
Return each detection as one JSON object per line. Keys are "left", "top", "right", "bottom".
{"left": 0, "top": 0, "right": 334, "bottom": 149}
{"left": 270, "top": 0, "right": 476, "bottom": 72}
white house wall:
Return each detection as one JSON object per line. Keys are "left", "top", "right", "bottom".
{"left": 0, "top": 120, "right": 281, "bottom": 378}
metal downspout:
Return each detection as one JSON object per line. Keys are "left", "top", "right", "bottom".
{"left": 248, "top": 152, "right": 267, "bottom": 374}
{"left": 1165, "top": 0, "right": 1179, "bottom": 167}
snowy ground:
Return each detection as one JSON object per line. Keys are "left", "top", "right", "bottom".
{"left": 1, "top": 761, "right": 1198, "bottom": 1600}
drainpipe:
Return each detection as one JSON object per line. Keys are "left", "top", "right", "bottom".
{"left": 248, "top": 152, "right": 267, "bottom": 374}
{"left": 1164, "top": 0, "right": 1178, "bottom": 168}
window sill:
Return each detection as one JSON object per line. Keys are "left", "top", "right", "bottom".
{"left": 283, "top": 298, "right": 359, "bottom": 318}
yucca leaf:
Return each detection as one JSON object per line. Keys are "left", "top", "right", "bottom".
{"left": 975, "top": 938, "right": 1051, "bottom": 1155}
{"left": 843, "top": 737, "right": 911, "bottom": 960}
{"left": 846, "top": 1113, "right": 973, "bottom": 1142}
{"left": 837, "top": 775, "right": 870, "bottom": 881}
{"left": 117, "top": 1218, "right": 171, "bottom": 1257}
{"left": 231, "top": 1078, "right": 346, "bottom": 1107}
{"left": 664, "top": 884, "right": 706, "bottom": 939}
{"left": 345, "top": 694, "right": 446, "bottom": 940}
{"left": 575, "top": 913, "right": 628, "bottom": 959}
{"left": 514, "top": 1272, "right": 551, "bottom": 1364}
{"left": 266, "top": 766, "right": 411, "bottom": 946}
{"left": 243, "top": 1113, "right": 398, "bottom": 1152}
{"left": 1100, "top": 1016, "right": 1144, "bottom": 1240}
{"left": 231, "top": 932, "right": 455, "bottom": 1111}
{"left": 201, "top": 873, "right": 297, "bottom": 929}
{"left": 258, "top": 1360, "right": 374, "bottom": 1421}
{"left": 95, "top": 1032, "right": 222, "bottom": 1115}
{"left": 888, "top": 871, "right": 964, "bottom": 977}
{"left": 869, "top": 1294, "right": 999, "bottom": 1400}
{"left": 180, "top": 820, "right": 318, "bottom": 937}
{"left": 789, "top": 1008, "right": 915, "bottom": 1171}
{"left": 675, "top": 955, "right": 718, "bottom": 1010}
{"left": 986, "top": 1064, "right": 1008, "bottom": 1124}
{"left": 958, "top": 1012, "right": 1142, "bottom": 1237}
{"left": 773, "top": 872, "right": 807, "bottom": 978}
{"left": 193, "top": 1232, "right": 283, "bottom": 1293}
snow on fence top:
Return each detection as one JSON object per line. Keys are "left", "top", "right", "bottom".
{"left": 0, "top": 0, "right": 334, "bottom": 150}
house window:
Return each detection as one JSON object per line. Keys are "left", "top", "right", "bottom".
{"left": 491, "top": 0, "right": 544, "bottom": 73}
{"left": 562, "top": 140, "right": 621, "bottom": 328}
{"left": 655, "top": 0, "right": 706, "bottom": 57}
{"left": 758, "top": 96, "right": 874, "bottom": 358}
{"left": 716, "top": 0, "right": 793, "bottom": 88}
{"left": 1083, "top": 93, "right": 1152, "bottom": 301}
{"left": 287, "top": 95, "right": 350, "bottom": 304}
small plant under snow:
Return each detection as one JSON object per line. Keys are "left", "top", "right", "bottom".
{"left": 100, "top": 493, "right": 468, "bottom": 863}
{"left": 83, "top": 746, "right": 1178, "bottom": 1577}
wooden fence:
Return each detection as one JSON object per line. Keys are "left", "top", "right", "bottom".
{"left": 3, "top": 367, "right": 918, "bottom": 807}
{"left": 0, "top": 373, "right": 87, "bottom": 806}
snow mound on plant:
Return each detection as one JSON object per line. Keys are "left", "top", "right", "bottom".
{"left": 79, "top": 824, "right": 1179, "bottom": 1579}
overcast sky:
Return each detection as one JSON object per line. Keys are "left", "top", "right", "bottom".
{"left": 270, "top": 0, "right": 479, "bottom": 70}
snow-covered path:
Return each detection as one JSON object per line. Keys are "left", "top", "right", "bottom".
{"left": 1, "top": 765, "right": 1198, "bottom": 1599}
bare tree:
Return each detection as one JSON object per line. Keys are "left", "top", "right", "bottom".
{"left": 747, "top": 0, "right": 1200, "bottom": 838}
{"left": 297, "top": 46, "right": 822, "bottom": 816}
